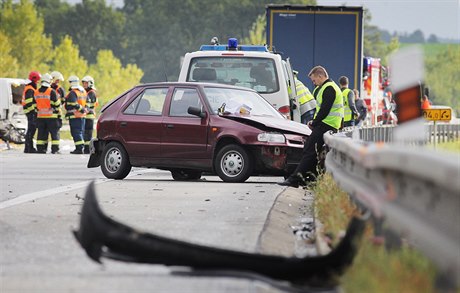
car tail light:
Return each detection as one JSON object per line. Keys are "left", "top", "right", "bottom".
{"left": 278, "top": 105, "right": 291, "bottom": 120}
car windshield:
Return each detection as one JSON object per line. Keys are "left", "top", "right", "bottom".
{"left": 187, "top": 57, "right": 279, "bottom": 94}
{"left": 203, "top": 87, "right": 284, "bottom": 118}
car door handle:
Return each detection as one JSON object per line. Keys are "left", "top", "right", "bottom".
{"left": 166, "top": 124, "right": 174, "bottom": 129}
{"left": 120, "top": 122, "right": 128, "bottom": 127}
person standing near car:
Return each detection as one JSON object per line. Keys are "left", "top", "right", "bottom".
{"left": 82, "top": 75, "right": 98, "bottom": 154}
{"left": 65, "top": 75, "right": 87, "bottom": 154}
{"left": 34, "top": 73, "right": 61, "bottom": 154}
{"left": 293, "top": 70, "right": 317, "bottom": 124}
{"left": 339, "top": 76, "right": 359, "bottom": 128}
{"left": 22, "top": 71, "right": 40, "bottom": 153}
{"left": 279, "top": 66, "right": 343, "bottom": 187}
{"left": 353, "top": 89, "right": 367, "bottom": 127}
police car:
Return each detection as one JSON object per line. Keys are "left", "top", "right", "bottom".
{"left": 178, "top": 38, "right": 301, "bottom": 122}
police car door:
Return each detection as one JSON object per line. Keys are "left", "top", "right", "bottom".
{"left": 285, "top": 58, "right": 301, "bottom": 122}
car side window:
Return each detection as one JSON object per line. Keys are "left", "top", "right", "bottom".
{"left": 124, "top": 88, "right": 168, "bottom": 115}
{"left": 169, "top": 88, "right": 202, "bottom": 117}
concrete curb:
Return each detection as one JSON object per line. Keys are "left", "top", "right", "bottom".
{"left": 257, "top": 186, "right": 316, "bottom": 257}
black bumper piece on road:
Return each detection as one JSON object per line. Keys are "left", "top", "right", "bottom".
{"left": 73, "top": 181, "right": 366, "bottom": 288}
{"left": 87, "top": 139, "right": 101, "bottom": 168}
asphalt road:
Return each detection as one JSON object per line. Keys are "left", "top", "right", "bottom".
{"left": 0, "top": 142, "right": 312, "bottom": 292}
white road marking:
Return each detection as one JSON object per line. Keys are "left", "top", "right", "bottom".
{"left": 0, "top": 169, "right": 162, "bottom": 210}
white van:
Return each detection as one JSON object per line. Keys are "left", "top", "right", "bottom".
{"left": 178, "top": 38, "right": 301, "bottom": 122}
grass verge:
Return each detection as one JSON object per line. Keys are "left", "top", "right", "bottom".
{"left": 312, "top": 173, "right": 438, "bottom": 292}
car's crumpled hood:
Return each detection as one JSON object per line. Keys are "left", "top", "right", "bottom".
{"left": 222, "top": 114, "right": 311, "bottom": 136}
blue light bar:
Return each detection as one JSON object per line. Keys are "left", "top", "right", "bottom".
{"left": 238, "top": 45, "right": 269, "bottom": 52}
{"left": 199, "top": 45, "right": 268, "bottom": 52}
{"left": 200, "top": 45, "right": 227, "bottom": 51}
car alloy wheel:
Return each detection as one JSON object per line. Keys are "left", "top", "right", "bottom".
{"left": 101, "top": 142, "right": 132, "bottom": 179}
{"left": 215, "top": 144, "right": 253, "bottom": 183}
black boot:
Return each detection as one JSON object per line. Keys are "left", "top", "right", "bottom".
{"left": 84, "top": 145, "right": 90, "bottom": 154}
{"left": 277, "top": 176, "right": 300, "bottom": 188}
{"left": 51, "top": 146, "right": 60, "bottom": 154}
{"left": 71, "top": 149, "right": 83, "bottom": 154}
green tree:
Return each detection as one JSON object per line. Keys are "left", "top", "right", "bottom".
{"left": 363, "top": 9, "right": 400, "bottom": 63}
{"left": 0, "top": 0, "right": 53, "bottom": 77}
{"left": 51, "top": 35, "right": 88, "bottom": 84}
{"left": 241, "top": 14, "right": 267, "bottom": 45}
{"left": 35, "top": 0, "right": 126, "bottom": 64}
{"left": 88, "top": 50, "right": 143, "bottom": 107}
{"left": 425, "top": 45, "right": 460, "bottom": 113}
{"left": 122, "top": 0, "right": 316, "bottom": 82}
{"left": 0, "top": 31, "right": 19, "bottom": 77}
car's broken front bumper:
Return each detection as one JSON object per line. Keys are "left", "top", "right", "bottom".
{"left": 73, "top": 181, "right": 367, "bottom": 287}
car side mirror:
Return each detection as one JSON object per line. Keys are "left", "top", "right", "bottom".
{"left": 188, "top": 106, "right": 206, "bottom": 118}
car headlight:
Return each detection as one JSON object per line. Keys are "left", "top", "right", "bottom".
{"left": 257, "top": 132, "right": 286, "bottom": 143}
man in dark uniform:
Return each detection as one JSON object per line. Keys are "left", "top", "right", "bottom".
{"left": 81, "top": 75, "right": 98, "bottom": 154}
{"left": 65, "top": 75, "right": 87, "bottom": 154}
{"left": 22, "top": 71, "right": 40, "bottom": 153}
{"left": 34, "top": 73, "right": 61, "bottom": 154}
{"left": 279, "top": 66, "right": 344, "bottom": 187}
{"left": 51, "top": 71, "right": 66, "bottom": 129}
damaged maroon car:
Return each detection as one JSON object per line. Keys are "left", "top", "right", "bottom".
{"left": 88, "top": 82, "right": 310, "bottom": 183}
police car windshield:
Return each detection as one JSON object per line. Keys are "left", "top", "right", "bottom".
{"left": 188, "top": 57, "right": 279, "bottom": 94}
{"left": 203, "top": 87, "right": 283, "bottom": 118}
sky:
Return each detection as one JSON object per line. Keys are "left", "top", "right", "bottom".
{"left": 318, "top": 0, "right": 460, "bottom": 41}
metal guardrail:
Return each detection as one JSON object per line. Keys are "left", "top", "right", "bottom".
{"left": 357, "top": 123, "right": 460, "bottom": 143}
{"left": 324, "top": 124, "right": 460, "bottom": 286}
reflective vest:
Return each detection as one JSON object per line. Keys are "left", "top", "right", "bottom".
{"left": 314, "top": 81, "right": 344, "bottom": 129}
{"left": 295, "top": 78, "right": 316, "bottom": 115}
{"left": 67, "top": 89, "right": 87, "bottom": 118}
{"left": 342, "top": 88, "right": 353, "bottom": 122}
{"left": 22, "top": 84, "right": 36, "bottom": 114}
{"left": 35, "top": 87, "right": 58, "bottom": 118}
{"left": 85, "top": 89, "right": 99, "bottom": 119}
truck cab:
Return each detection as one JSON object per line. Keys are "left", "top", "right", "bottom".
{"left": 178, "top": 38, "right": 301, "bottom": 122}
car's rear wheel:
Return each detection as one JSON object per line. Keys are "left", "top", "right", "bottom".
{"left": 214, "top": 144, "right": 253, "bottom": 183}
{"left": 101, "top": 142, "right": 132, "bottom": 179}
{"left": 171, "top": 169, "right": 202, "bottom": 181}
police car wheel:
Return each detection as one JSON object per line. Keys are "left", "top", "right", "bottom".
{"left": 214, "top": 144, "right": 253, "bottom": 183}
{"left": 101, "top": 141, "right": 132, "bottom": 179}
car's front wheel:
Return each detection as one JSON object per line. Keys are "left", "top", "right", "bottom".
{"left": 171, "top": 169, "right": 202, "bottom": 181}
{"left": 214, "top": 144, "right": 253, "bottom": 183}
{"left": 101, "top": 142, "right": 132, "bottom": 179}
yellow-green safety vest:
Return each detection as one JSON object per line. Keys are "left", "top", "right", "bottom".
{"left": 295, "top": 78, "right": 316, "bottom": 115}
{"left": 342, "top": 88, "right": 353, "bottom": 122}
{"left": 314, "top": 81, "right": 344, "bottom": 129}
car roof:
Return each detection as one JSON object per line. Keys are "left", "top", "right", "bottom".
{"left": 185, "top": 50, "right": 279, "bottom": 58}
{"left": 134, "top": 81, "right": 259, "bottom": 93}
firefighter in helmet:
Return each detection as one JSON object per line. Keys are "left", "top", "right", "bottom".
{"left": 22, "top": 71, "right": 41, "bottom": 153}
{"left": 81, "top": 75, "right": 98, "bottom": 154}
{"left": 50, "top": 71, "right": 66, "bottom": 129}
{"left": 65, "top": 75, "right": 87, "bottom": 154}
{"left": 34, "top": 73, "right": 61, "bottom": 154}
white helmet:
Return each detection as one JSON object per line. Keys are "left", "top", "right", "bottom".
{"left": 68, "top": 75, "right": 80, "bottom": 89}
{"left": 51, "top": 71, "right": 64, "bottom": 82}
{"left": 41, "top": 73, "right": 52, "bottom": 87}
{"left": 81, "top": 75, "right": 95, "bottom": 88}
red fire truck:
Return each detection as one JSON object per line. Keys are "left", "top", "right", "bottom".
{"left": 362, "top": 57, "right": 396, "bottom": 125}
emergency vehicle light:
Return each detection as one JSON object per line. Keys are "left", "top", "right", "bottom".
{"left": 200, "top": 45, "right": 269, "bottom": 52}
{"left": 199, "top": 38, "right": 268, "bottom": 52}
